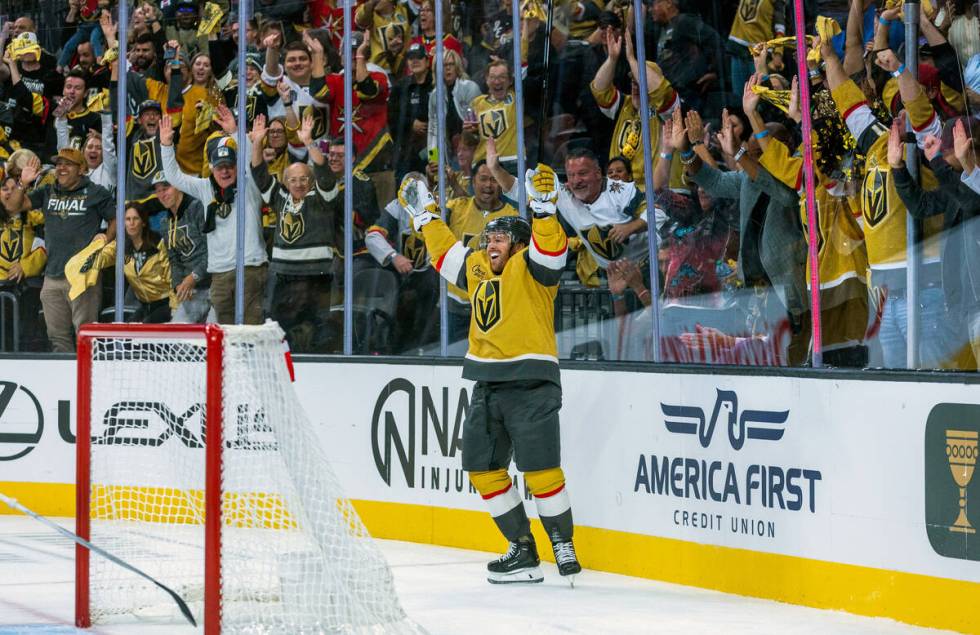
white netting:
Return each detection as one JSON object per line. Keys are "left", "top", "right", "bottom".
{"left": 86, "top": 322, "right": 419, "bottom": 633}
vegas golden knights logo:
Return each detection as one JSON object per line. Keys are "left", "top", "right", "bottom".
{"left": 479, "top": 108, "right": 508, "bottom": 139}
{"left": 862, "top": 165, "right": 888, "bottom": 227}
{"left": 402, "top": 232, "right": 428, "bottom": 269}
{"left": 0, "top": 229, "right": 21, "bottom": 262}
{"left": 305, "top": 106, "right": 329, "bottom": 141}
{"left": 79, "top": 249, "right": 101, "bottom": 274}
{"left": 132, "top": 139, "right": 158, "bottom": 180}
{"left": 739, "top": 0, "right": 761, "bottom": 22}
{"left": 215, "top": 202, "right": 233, "bottom": 219}
{"left": 171, "top": 225, "right": 195, "bottom": 257}
{"left": 280, "top": 211, "right": 305, "bottom": 244}
{"left": 585, "top": 225, "right": 624, "bottom": 261}
{"left": 473, "top": 279, "right": 501, "bottom": 332}
{"left": 245, "top": 93, "right": 257, "bottom": 122}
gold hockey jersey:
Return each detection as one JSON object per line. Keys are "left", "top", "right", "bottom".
{"left": 760, "top": 140, "right": 869, "bottom": 349}
{"left": 0, "top": 210, "right": 46, "bottom": 280}
{"left": 420, "top": 214, "right": 568, "bottom": 385}
{"left": 729, "top": 0, "right": 786, "bottom": 49}
{"left": 831, "top": 80, "right": 943, "bottom": 282}
{"left": 472, "top": 91, "right": 518, "bottom": 164}
{"left": 98, "top": 239, "right": 173, "bottom": 305}
{"left": 591, "top": 63, "right": 680, "bottom": 187}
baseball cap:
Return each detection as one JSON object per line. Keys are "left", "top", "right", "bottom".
{"left": 405, "top": 42, "right": 427, "bottom": 60}
{"left": 52, "top": 148, "right": 85, "bottom": 167}
{"left": 137, "top": 100, "right": 162, "bottom": 116}
{"left": 209, "top": 144, "right": 236, "bottom": 167}
{"left": 597, "top": 11, "right": 622, "bottom": 30}
{"left": 151, "top": 172, "right": 171, "bottom": 187}
{"left": 175, "top": 0, "right": 198, "bottom": 12}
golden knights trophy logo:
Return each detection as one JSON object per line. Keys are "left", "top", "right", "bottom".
{"left": 925, "top": 404, "right": 979, "bottom": 560}
{"left": 473, "top": 279, "right": 501, "bottom": 332}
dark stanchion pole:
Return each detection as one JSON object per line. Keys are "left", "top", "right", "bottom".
{"left": 631, "top": 0, "right": 661, "bottom": 363}
{"left": 113, "top": 0, "right": 129, "bottom": 322}
{"left": 233, "top": 0, "right": 250, "bottom": 324}
{"left": 792, "top": 0, "right": 823, "bottom": 367}
{"left": 511, "top": 0, "right": 527, "bottom": 217}
{"left": 343, "top": 0, "right": 354, "bottom": 355}
{"left": 904, "top": 1, "right": 921, "bottom": 368}
{"left": 435, "top": 0, "right": 449, "bottom": 357}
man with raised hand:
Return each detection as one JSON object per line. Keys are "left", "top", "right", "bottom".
{"left": 400, "top": 165, "right": 582, "bottom": 585}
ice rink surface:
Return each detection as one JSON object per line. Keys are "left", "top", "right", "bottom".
{"left": 0, "top": 516, "right": 956, "bottom": 635}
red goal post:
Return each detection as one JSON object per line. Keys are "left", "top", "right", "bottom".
{"left": 75, "top": 323, "right": 225, "bottom": 632}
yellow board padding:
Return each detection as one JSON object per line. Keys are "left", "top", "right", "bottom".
{"left": 467, "top": 470, "right": 512, "bottom": 497}
{"left": 3, "top": 483, "right": 978, "bottom": 634}
{"left": 0, "top": 482, "right": 297, "bottom": 530}
{"left": 351, "top": 499, "right": 980, "bottom": 635}
{"left": 524, "top": 467, "right": 565, "bottom": 497}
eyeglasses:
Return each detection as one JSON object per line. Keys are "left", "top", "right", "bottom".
{"left": 267, "top": 129, "right": 286, "bottom": 136}
{"left": 286, "top": 176, "right": 311, "bottom": 184}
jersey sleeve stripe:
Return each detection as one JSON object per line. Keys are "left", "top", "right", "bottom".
{"left": 912, "top": 111, "right": 936, "bottom": 132}
{"left": 842, "top": 103, "right": 876, "bottom": 140}
{"left": 529, "top": 234, "right": 567, "bottom": 270}
{"left": 434, "top": 241, "right": 468, "bottom": 282}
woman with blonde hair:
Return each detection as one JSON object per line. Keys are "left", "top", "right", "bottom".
{"left": 168, "top": 43, "right": 224, "bottom": 176}
{"left": 427, "top": 48, "right": 480, "bottom": 158}
{"left": 4, "top": 149, "right": 53, "bottom": 192}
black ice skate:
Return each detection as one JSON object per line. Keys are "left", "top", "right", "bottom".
{"left": 487, "top": 536, "right": 544, "bottom": 584}
{"left": 551, "top": 539, "right": 582, "bottom": 585}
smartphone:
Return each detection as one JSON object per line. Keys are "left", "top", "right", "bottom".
{"left": 164, "top": 47, "right": 176, "bottom": 61}
{"left": 351, "top": 31, "right": 365, "bottom": 51}
{"left": 428, "top": 147, "right": 438, "bottom": 164}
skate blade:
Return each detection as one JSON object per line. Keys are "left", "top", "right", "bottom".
{"left": 487, "top": 566, "right": 544, "bottom": 584}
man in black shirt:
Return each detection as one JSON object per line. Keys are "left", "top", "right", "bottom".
{"left": 11, "top": 148, "right": 115, "bottom": 352}
{"left": 389, "top": 43, "right": 433, "bottom": 180}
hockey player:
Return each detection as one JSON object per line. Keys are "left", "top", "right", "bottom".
{"left": 398, "top": 168, "right": 582, "bottom": 585}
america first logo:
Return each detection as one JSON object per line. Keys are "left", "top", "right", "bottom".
{"left": 662, "top": 388, "right": 788, "bottom": 451}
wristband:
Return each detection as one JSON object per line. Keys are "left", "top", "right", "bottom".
{"left": 691, "top": 139, "right": 704, "bottom": 147}
{"left": 891, "top": 64, "right": 906, "bottom": 77}
{"left": 680, "top": 149, "right": 695, "bottom": 160}
{"left": 282, "top": 101, "right": 292, "bottom": 107}
{"left": 878, "top": 16, "right": 890, "bottom": 26}
{"left": 659, "top": 152, "right": 673, "bottom": 160}
{"left": 610, "top": 293, "right": 625, "bottom": 302}
{"left": 733, "top": 147, "right": 747, "bottom": 163}
{"left": 754, "top": 129, "right": 769, "bottom": 140}
{"left": 638, "top": 289, "right": 651, "bottom": 300}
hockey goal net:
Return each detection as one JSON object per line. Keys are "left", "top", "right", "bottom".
{"left": 75, "top": 322, "right": 418, "bottom": 633}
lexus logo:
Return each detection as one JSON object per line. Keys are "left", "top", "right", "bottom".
{"left": 0, "top": 382, "right": 44, "bottom": 461}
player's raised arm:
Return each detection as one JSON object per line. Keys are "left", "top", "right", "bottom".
{"left": 524, "top": 164, "right": 568, "bottom": 287}
{"left": 399, "top": 175, "right": 471, "bottom": 290}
